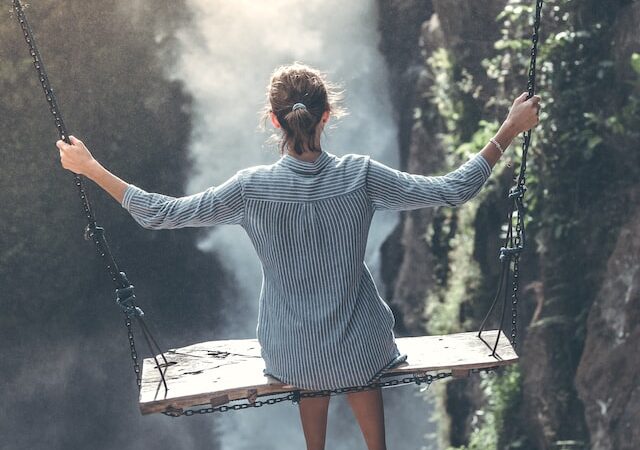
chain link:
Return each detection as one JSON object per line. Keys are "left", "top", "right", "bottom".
{"left": 125, "top": 317, "right": 142, "bottom": 389}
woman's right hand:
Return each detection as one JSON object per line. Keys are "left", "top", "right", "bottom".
{"left": 504, "top": 92, "right": 541, "bottom": 134}
{"left": 56, "top": 135, "right": 129, "bottom": 204}
{"left": 56, "top": 135, "right": 98, "bottom": 176}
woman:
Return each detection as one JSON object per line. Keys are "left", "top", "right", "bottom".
{"left": 56, "top": 63, "right": 540, "bottom": 450}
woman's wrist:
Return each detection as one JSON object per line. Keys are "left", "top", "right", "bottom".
{"left": 83, "top": 159, "right": 104, "bottom": 180}
{"left": 494, "top": 120, "right": 519, "bottom": 151}
{"left": 479, "top": 120, "right": 521, "bottom": 168}
{"left": 85, "top": 160, "right": 130, "bottom": 204}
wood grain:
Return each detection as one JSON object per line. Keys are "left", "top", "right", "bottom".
{"left": 139, "top": 329, "right": 517, "bottom": 414}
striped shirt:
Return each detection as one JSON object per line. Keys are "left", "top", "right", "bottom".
{"left": 122, "top": 150, "right": 492, "bottom": 390}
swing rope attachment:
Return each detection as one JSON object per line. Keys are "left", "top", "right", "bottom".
{"left": 11, "top": 0, "right": 168, "bottom": 392}
{"left": 115, "top": 272, "right": 144, "bottom": 319}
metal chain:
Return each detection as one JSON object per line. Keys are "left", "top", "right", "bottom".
{"left": 479, "top": 0, "right": 543, "bottom": 352}
{"left": 162, "top": 368, "right": 500, "bottom": 417}
{"left": 163, "top": 371, "right": 461, "bottom": 417}
{"left": 11, "top": 0, "right": 162, "bottom": 390}
{"left": 125, "top": 317, "right": 142, "bottom": 389}
{"left": 509, "top": 0, "right": 544, "bottom": 347}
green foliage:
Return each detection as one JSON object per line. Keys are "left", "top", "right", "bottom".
{"left": 425, "top": 46, "right": 483, "bottom": 153}
{"left": 632, "top": 53, "right": 640, "bottom": 75}
{"left": 426, "top": 47, "right": 461, "bottom": 146}
{"left": 427, "top": 120, "right": 502, "bottom": 334}
{"left": 448, "top": 367, "right": 524, "bottom": 450}
{"left": 426, "top": 204, "right": 481, "bottom": 334}
{"left": 454, "top": 120, "right": 500, "bottom": 161}
{"left": 423, "top": 0, "right": 640, "bottom": 447}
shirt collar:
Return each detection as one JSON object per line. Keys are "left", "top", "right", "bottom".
{"left": 279, "top": 150, "right": 332, "bottom": 175}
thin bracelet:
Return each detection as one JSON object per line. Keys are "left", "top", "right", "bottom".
{"left": 490, "top": 137, "right": 505, "bottom": 155}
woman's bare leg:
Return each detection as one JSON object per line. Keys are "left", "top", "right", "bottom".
{"left": 347, "top": 388, "right": 387, "bottom": 450}
{"left": 298, "top": 396, "right": 331, "bottom": 450}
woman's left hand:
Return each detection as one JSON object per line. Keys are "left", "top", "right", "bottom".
{"left": 56, "top": 135, "right": 97, "bottom": 176}
{"left": 504, "top": 92, "right": 541, "bottom": 134}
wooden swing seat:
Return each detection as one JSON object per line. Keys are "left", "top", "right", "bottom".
{"left": 139, "top": 329, "right": 517, "bottom": 415}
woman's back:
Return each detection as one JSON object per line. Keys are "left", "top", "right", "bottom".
{"left": 242, "top": 150, "right": 396, "bottom": 391}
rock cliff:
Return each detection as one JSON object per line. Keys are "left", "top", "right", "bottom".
{"left": 376, "top": 0, "right": 640, "bottom": 448}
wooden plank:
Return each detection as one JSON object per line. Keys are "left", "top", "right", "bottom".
{"left": 139, "top": 329, "right": 517, "bottom": 415}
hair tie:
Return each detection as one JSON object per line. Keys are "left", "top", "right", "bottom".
{"left": 292, "top": 102, "right": 307, "bottom": 111}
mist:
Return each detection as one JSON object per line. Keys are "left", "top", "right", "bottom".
{"left": 166, "top": 0, "right": 436, "bottom": 448}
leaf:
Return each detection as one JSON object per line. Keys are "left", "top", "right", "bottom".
{"left": 631, "top": 53, "right": 640, "bottom": 75}
{"left": 587, "top": 135, "right": 603, "bottom": 150}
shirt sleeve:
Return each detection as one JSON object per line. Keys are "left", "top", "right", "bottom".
{"left": 365, "top": 153, "right": 492, "bottom": 211}
{"left": 121, "top": 172, "right": 245, "bottom": 229}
